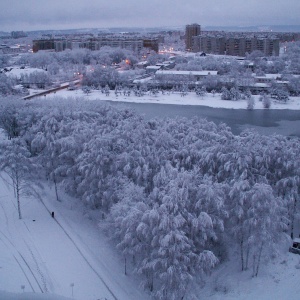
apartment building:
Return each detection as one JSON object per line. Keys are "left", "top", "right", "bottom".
{"left": 11, "top": 31, "right": 27, "bottom": 38}
{"left": 192, "top": 32, "right": 280, "bottom": 56}
{"left": 33, "top": 37, "right": 158, "bottom": 53}
{"left": 185, "top": 23, "right": 201, "bottom": 51}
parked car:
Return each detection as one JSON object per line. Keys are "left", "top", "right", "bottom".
{"left": 289, "top": 238, "right": 300, "bottom": 254}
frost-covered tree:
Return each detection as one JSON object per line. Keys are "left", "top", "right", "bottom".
{"left": 180, "top": 84, "right": 188, "bottom": 97}
{"left": 20, "top": 71, "right": 51, "bottom": 89}
{"left": 230, "top": 87, "right": 241, "bottom": 101}
{"left": 0, "top": 74, "right": 17, "bottom": 95}
{"left": 30, "top": 123, "right": 62, "bottom": 201}
{"left": 0, "top": 54, "right": 10, "bottom": 68}
{"left": 82, "top": 85, "right": 91, "bottom": 95}
{"left": 270, "top": 87, "right": 289, "bottom": 103}
{"left": 221, "top": 87, "right": 232, "bottom": 100}
{"left": 82, "top": 65, "right": 119, "bottom": 88}
{"left": 247, "top": 96, "right": 255, "bottom": 110}
{"left": 228, "top": 176, "right": 287, "bottom": 274}
{"left": 0, "top": 101, "right": 21, "bottom": 139}
{"left": 261, "top": 94, "right": 272, "bottom": 109}
{"left": 276, "top": 176, "right": 300, "bottom": 239}
{"left": 244, "top": 184, "right": 287, "bottom": 276}
{"left": 141, "top": 166, "right": 218, "bottom": 299}
{"left": 0, "top": 138, "right": 39, "bottom": 219}
{"left": 287, "top": 77, "right": 300, "bottom": 96}
{"left": 28, "top": 51, "right": 53, "bottom": 70}
{"left": 195, "top": 86, "right": 207, "bottom": 99}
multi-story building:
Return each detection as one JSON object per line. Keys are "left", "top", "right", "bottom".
{"left": 193, "top": 34, "right": 226, "bottom": 54}
{"left": 192, "top": 32, "right": 280, "bottom": 56}
{"left": 33, "top": 37, "right": 159, "bottom": 53}
{"left": 32, "top": 39, "right": 55, "bottom": 52}
{"left": 185, "top": 23, "right": 201, "bottom": 51}
{"left": 11, "top": 31, "right": 27, "bottom": 38}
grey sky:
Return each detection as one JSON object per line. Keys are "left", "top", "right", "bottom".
{"left": 1, "top": 0, "right": 299, "bottom": 32}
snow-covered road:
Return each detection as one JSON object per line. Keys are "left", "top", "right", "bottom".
{"left": 0, "top": 174, "right": 150, "bottom": 300}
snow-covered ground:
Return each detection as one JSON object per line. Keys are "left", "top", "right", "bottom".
{"left": 42, "top": 88, "right": 300, "bottom": 110}
{"left": 198, "top": 253, "right": 300, "bottom": 300}
{"left": 0, "top": 147, "right": 150, "bottom": 300}
{"left": 1, "top": 166, "right": 300, "bottom": 300}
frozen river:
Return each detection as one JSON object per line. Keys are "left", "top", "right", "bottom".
{"left": 108, "top": 101, "right": 300, "bottom": 137}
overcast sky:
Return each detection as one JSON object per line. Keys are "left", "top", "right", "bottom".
{"left": 1, "top": 0, "right": 299, "bottom": 32}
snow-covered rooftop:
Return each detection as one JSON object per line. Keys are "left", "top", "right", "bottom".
{"left": 155, "top": 70, "right": 218, "bottom": 76}
{"left": 136, "top": 61, "right": 148, "bottom": 66}
{"left": 146, "top": 66, "right": 161, "bottom": 70}
{"left": 6, "top": 67, "right": 47, "bottom": 79}
{"left": 254, "top": 74, "right": 282, "bottom": 79}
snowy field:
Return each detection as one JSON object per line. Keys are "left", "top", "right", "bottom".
{"left": 42, "top": 88, "right": 300, "bottom": 110}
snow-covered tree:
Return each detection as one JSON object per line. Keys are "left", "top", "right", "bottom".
{"left": 0, "top": 74, "right": 17, "bottom": 96}
{"left": 20, "top": 71, "right": 51, "bottom": 89}
{"left": 260, "top": 94, "right": 272, "bottom": 109}
{"left": 195, "top": 86, "right": 207, "bottom": 99}
{"left": 270, "top": 87, "right": 289, "bottom": 103}
{"left": 221, "top": 87, "right": 232, "bottom": 100}
{"left": 244, "top": 184, "right": 287, "bottom": 276}
{"left": 82, "top": 66, "right": 119, "bottom": 88}
{"left": 0, "top": 138, "right": 39, "bottom": 219}
{"left": 0, "top": 101, "right": 22, "bottom": 140}
{"left": 82, "top": 85, "right": 91, "bottom": 95}
{"left": 247, "top": 96, "right": 255, "bottom": 110}
{"left": 228, "top": 177, "right": 287, "bottom": 274}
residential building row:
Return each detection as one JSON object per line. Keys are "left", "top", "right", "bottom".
{"left": 185, "top": 24, "right": 281, "bottom": 57}
{"left": 192, "top": 32, "right": 280, "bottom": 56}
{"left": 32, "top": 37, "right": 159, "bottom": 53}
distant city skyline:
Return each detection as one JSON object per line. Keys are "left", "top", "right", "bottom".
{"left": 1, "top": 0, "right": 300, "bottom": 32}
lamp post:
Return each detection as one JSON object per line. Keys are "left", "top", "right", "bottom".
{"left": 70, "top": 283, "right": 74, "bottom": 298}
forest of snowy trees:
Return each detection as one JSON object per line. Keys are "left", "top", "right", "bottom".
{"left": 0, "top": 97, "right": 299, "bottom": 299}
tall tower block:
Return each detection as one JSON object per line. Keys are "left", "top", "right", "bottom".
{"left": 185, "top": 23, "right": 201, "bottom": 51}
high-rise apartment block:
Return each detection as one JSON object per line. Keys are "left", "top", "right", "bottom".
{"left": 192, "top": 32, "right": 280, "bottom": 56}
{"left": 185, "top": 23, "right": 201, "bottom": 51}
